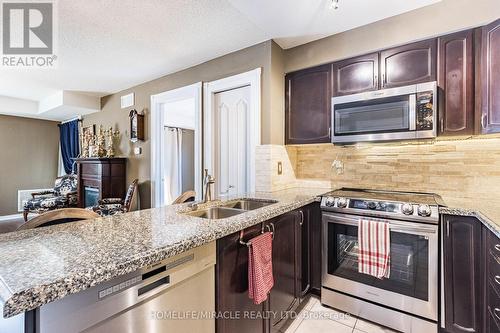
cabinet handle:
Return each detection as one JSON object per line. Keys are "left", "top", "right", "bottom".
{"left": 299, "top": 211, "right": 304, "bottom": 226}
{"left": 328, "top": 127, "right": 331, "bottom": 139}
{"left": 374, "top": 74, "right": 378, "bottom": 86}
{"left": 495, "top": 276, "right": 500, "bottom": 286}
{"left": 446, "top": 220, "right": 450, "bottom": 237}
{"left": 440, "top": 118, "right": 444, "bottom": 133}
{"left": 482, "top": 114, "right": 488, "bottom": 129}
{"left": 494, "top": 308, "right": 500, "bottom": 321}
{"left": 381, "top": 73, "right": 386, "bottom": 87}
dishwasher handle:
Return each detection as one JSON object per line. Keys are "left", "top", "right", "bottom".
{"left": 137, "top": 275, "right": 170, "bottom": 297}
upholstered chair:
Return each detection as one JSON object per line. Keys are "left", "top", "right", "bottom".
{"left": 23, "top": 175, "right": 78, "bottom": 221}
{"left": 90, "top": 179, "right": 138, "bottom": 216}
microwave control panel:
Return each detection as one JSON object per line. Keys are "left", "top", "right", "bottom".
{"left": 416, "top": 91, "right": 434, "bottom": 130}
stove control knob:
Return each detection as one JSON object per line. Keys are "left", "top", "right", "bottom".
{"left": 401, "top": 203, "right": 414, "bottom": 215}
{"left": 367, "top": 201, "right": 377, "bottom": 209}
{"left": 337, "top": 197, "right": 348, "bottom": 208}
{"left": 325, "top": 196, "right": 335, "bottom": 207}
{"left": 418, "top": 204, "right": 432, "bottom": 217}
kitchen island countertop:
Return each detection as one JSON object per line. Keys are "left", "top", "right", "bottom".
{"left": 0, "top": 187, "right": 330, "bottom": 318}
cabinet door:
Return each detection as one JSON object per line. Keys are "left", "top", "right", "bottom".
{"left": 483, "top": 227, "right": 500, "bottom": 333}
{"left": 297, "top": 207, "right": 310, "bottom": 299}
{"left": 285, "top": 65, "right": 332, "bottom": 144}
{"left": 332, "top": 53, "right": 379, "bottom": 96}
{"left": 268, "top": 212, "right": 300, "bottom": 331}
{"left": 477, "top": 19, "right": 500, "bottom": 134}
{"left": 306, "top": 203, "right": 322, "bottom": 293}
{"left": 216, "top": 224, "right": 266, "bottom": 333}
{"left": 443, "top": 215, "right": 482, "bottom": 333}
{"left": 380, "top": 39, "right": 437, "bottom": 88}
{"left": 438, "top": 30, "right": 475, "bottom": 136}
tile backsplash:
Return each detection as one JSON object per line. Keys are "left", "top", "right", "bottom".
{"left": 294, "top": 138, "right": 500, "bottom": 201}
{"left": 256, "top": 138, "right": 500, "bottom": 202}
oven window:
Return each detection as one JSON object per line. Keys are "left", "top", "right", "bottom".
{"left": 327, "top": 223, "right": 429, "bottom": 301}
{"left": 334, "top": 96, "right": 410, "bottom": 135}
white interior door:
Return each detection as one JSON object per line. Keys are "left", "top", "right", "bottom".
{"left": 214, "top": 85, "right": 251, "bottom": 197}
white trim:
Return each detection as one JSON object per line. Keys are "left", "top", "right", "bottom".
{"left": 204, "top": 68, "right": 261, "bottom": 196}
{"left": 0, "top": 214, "right": 22, "bottom": 222}
{"left": 150, "top": 82, "right": 203, "bottom": 208}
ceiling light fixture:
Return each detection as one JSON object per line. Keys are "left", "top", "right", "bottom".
{"left": 330, "top": 0, "right": 340, "bottom": 10}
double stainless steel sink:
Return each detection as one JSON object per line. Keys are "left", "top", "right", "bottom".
{"left": 183, "top": 199, "right": 278, "bottom": 219}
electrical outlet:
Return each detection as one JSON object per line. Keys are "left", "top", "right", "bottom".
{"left": 277, "top": 161, "right": 283, "bottom": 175}
{"left": 134, "top": 146, "right": 142, "bottom": 155}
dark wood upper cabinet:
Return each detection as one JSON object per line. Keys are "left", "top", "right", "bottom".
{"left": 285, "top": 64, "right": 332, "bottom": 144}
{"left": 477, "top": 18, "right": 500, "bottom": 134}
{"left": 442, "top": 215, "right": 482, "bottom": 333}
{"left": 438, "top": 29, "right": 475, "bottom": 136}
{"left": 332, "top": 53, "right": 379, "bottom": 96}
{"left": 380, "top": 39, "right": 437, "bottom": 88}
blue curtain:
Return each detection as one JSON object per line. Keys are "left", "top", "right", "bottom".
{"left": 59, "top": 120, "right": 80, "bottom": 174}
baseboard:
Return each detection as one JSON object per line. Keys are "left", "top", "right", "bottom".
{"left": 0, "top": 213, "right": 23, "bottom": 222}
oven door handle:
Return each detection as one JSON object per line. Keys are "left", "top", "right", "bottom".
{"left": 322, "top": 213, "right": 437, "bottom": 234}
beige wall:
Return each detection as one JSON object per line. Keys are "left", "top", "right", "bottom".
{"left": 0, "top": 115, "right": 59, "bottom": 215}
{"left": 84, "top": 41, "right": 276, "bottom": 209}
{"left": 284, "top": 0, "right": 500, "bottom": 72}
{"left": 269, "top": 41, "right": 285, "bottom": 145}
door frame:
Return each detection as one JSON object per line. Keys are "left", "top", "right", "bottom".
{"left": 204, "top": 68, "right": 261, "bottom": 195}
{"left": 150, "top": 82, "right": 203, "bottom": 207}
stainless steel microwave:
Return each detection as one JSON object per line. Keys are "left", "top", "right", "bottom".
{"left": 331, "top": 82, "right": 437, "bottom": 143}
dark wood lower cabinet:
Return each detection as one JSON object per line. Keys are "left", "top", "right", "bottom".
{"left": 216, "top": 223, "right": 267, "bottom": 333}
{"left": 484, "top": 227, "right": 500, "bottom": 333}
{"left": 307, "top": 203, "right": 322, "bottom": 293}
{"left": 269, "top": 211, "right": 300, "bottom": 332}
{"left": 216, "top": 206, "right": 317, "bottom": 333}
{"left": 442, "top": 215, "right": 482, "bottom": 333}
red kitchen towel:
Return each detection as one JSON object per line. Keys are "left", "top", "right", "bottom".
{"left": 248, "top": 232, "right": 274, "bottom": 304}
{"left": 358, "top": 219, "right": 391, "bottom": 279}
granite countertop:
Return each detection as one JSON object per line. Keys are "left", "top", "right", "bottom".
{"left": 439, "top": 197, "right": 500, "bottom": 237}
{"left": 0, "top": 187, "right": 329, "bottom": 318}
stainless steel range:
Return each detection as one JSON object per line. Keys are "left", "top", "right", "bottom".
{"left": 320, "top": 188, "right": 444, "bottom": 333}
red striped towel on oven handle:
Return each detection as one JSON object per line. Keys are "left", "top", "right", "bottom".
{"left": 358, "top": 219, "right": 391, "bottom": 279}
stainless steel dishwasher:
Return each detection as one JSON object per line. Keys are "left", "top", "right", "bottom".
{"left": 38, "top": 242, "right": 216, "bottom": 333}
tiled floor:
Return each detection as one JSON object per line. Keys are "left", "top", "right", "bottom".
{"left": 282, "top": 296, "right": 398, "bottom": 333}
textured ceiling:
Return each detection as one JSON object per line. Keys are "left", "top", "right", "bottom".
{"left": 0, "top": 0, "right": 440, "bottom": 119}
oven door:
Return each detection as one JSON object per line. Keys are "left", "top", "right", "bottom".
{"left": 322, "top": 212, "right": 438, "bottom": 321}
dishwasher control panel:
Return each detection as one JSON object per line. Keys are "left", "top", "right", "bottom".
{"left": 98, "top": 275, "right": 142, "bottom": 299}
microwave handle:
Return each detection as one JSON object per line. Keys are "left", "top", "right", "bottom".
{"left": 409, "top": 94, "right": 416, "bottom": 131}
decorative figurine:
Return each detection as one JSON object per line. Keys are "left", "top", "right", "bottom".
{"left": 96, "top": 125, "right": 107, "bottom": 157}
{"left": 105, "top": 127, "right": 120, "bottom": 158}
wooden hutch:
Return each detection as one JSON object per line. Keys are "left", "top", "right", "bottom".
{"left": 74, "top": 158, "right": 127, "bottom": 208}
